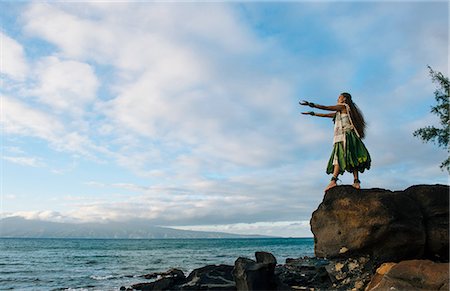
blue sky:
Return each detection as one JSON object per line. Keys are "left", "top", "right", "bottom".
{"left": 1, "top": 1, "right": 448, "bottom": 237}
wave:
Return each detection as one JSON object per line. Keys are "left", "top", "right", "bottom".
{"left": 89, "top": 275, "right": 116, "bottom": 281}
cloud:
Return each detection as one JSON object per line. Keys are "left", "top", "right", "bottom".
{"left": 0, "top": 32, "right": 29, "bottom": 80}
{"left": 171, "top": 220, "right": 312, "bottom": 238}
{"left": 14, "top": 2, "right": 346, "bottom": 178}
{"left": 30, "top": 56, "right": 99, "bottom": 115}
{"left": 22, "top": 3, "right": 115, "bottom": 61}
{"left": 4, "top": 194, "right": 17, "bottom": 200}
{"left": 59, "top": 165, "right": 321, "bottom": 227}
{"left": 6, "top": 210, "right": 74, "bottom": 223}
{"left": 2, "top": 95, "right": 108, "bottom": 158}
{"left": 3, "top": 155, "right": 44, "bottom": 167}
{"left": 1, "top": 2, "right": 448, "bottom": 236}
{"left": 2, "top": 95, "right": 65, "bottom": 141}
{"left": 84, "top": 181, "right": 106, "bottom": 187}
{"left": 22, "top": 2, "right": 316, "bottom": 173}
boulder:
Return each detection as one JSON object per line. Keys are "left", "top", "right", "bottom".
{"left": 232, "top": 252, "right": 277, "bottom": 290}
{"left": 325, "top": 255, "right": 376, "bottom": 290}
{"left": 311, "top": 186, "right": 426, "bottom": 262}
{"left": 255, "top": 251, "right": 277, "bottom": 265}
{"left": 275, "top": 256, "right": 331, "bottom": 290}
{"left": 131, "top": 268, "right": 186, "bottom": 290}
{"left": 366, "top": 260, "right": 449, "bottom": 291}
{"left": 143, "top": 268, "right": 186, "bottom": 280}
{"left": 404, "top": 184, "right": 449, "bottom": 261}
{"left": 181, "top": 264, "right": 235, "bottom": 290}
{"left": 131, "top": 278, "right": 178, "bottom": 291}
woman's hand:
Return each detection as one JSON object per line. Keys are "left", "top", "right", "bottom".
{"left": 301, "top": 111, "right": 315, "bottom": 116}
{"left": 299, "top": 100, "right": 315, "bottom": 107}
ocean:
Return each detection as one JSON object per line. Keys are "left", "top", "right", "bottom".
{"left": 1, "top": 237, "right": 314, "bottom": 290}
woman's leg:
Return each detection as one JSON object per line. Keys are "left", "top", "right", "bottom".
{"left": 352, "top": 171, "right": 361, "bottom": 189}
{"left": 325, "top": 164, "right": 340, "bottom": 191}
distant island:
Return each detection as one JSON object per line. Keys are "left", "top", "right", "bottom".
{"left": 0, "top": 216, "right": 267, "bottom": 239}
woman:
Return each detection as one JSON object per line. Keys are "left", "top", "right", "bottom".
{"left": 300, "top": 92, "right": 371, "bottom": 191}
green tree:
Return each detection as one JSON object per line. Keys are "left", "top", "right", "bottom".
{"left": 413, "top": 66, "right": 449, "bottom": 172}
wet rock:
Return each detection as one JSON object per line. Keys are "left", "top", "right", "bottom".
{"left": 255, "top": 251, "right": 277, "bottom": 265}
{"left": 131, "top": 278, "right": 177, "bottom": 290}
{"left": 181, "top": 264, "right": 235, "bottom": 290}
{"left": 233, "top": 252, "right": 277, "bottom": 290}
{"left": 275, "top": 256, "right": 331, "bottom": 290}
{"left": 142, "top": 268, "right": 185, "bottom": 280}
{"left": 131, "top": 268, "right": 186, "bottom": 290}
{"left": 311, "top": 185, "right": 426, "bottom": 262}
{"left": 366, "top": 259, "right": 450, "bottom": 291}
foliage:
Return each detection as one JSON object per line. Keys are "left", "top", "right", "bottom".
{"left": 413, "top": 66, "right": 449, "bottom": 172}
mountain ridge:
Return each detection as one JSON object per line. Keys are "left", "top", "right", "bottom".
{"left": 0, "top": 216, "right": 268, "bottom": 239}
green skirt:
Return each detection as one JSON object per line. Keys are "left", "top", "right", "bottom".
{"left": 326, "top": 130, "right": 371, "bottom": 174}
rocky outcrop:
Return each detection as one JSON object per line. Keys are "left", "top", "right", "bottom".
{"left": 366, "top": 259, "right": 449, "bottom": 291}
{"left": 404, "top": 185, "right": 449, "bottom": 261}
{"left": 310, "top": 184, "right": 449, "bottom": 263}
{"left": 122, "top": 184, "right": 449, "bottom": 291}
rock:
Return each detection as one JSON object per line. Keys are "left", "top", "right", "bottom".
{"left": 404, "top": 184, "right": 449, "bottom": 261}
{"left": 131, "top": 278, "right": 179, "bottom": 291}
{"left": 143, "top": 273, "right": 158, "bottom": 280}
{"left": 143, "top": 268, "right": 185, "bottom": 280}
{"left": 325, "top": 255, "right": 375, "bottom": 290}
{"left": 124, "top": 184, "right": 448, "bottom": 291}
{"left": 131, "top": 268, "right": 186, "bottom": 290}
{"left": 255, "top": 251, "right": 277, "bottom": 265}
{"left": 181, "top": 264, "right": 235, "bottom": 290}
{"left": 233, "top": 252, "right": 278, "bottom": 290}
{"left": 366, "top": 259, "right": 450, "bottom": 291}
{"left": 130, "top": 282, "right": 155, "bottom": 291}
{"left": 353, "top": 280, "right": 364, "bottom": 290}
{"left": 364, "top": 262, "right": 396, "bottom": 290}
{"left": 311, "top": 185, "right": 426, "bottom": 262}
{"left": 275, "top": 256, "right": 331, "bottom": 290}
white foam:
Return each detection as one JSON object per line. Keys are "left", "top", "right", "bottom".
{"left": 90, "top": 275, "right": 115, "bottom": 280}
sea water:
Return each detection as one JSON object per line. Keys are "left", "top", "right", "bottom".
{"left": 0, "top": 237, "right": 314, "bottom": 290}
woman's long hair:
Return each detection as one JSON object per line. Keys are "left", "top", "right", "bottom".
{"left": 341, "top": 92, "right": 367, "bottom": 139}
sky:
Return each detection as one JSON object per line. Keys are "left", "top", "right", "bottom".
{"left": 1, "top": 1, "right": 448, "bottom": 238}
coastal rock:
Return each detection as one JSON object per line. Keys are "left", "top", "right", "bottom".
{"left": 124, "top": 184, "right": 448, "bottom": 291}
{"left": 181, "top": 264, "right": 235, "bottom": 290}
{"left": 233, "top": 252, "right": 277, "bottom": 290}
{"left": 131, "top": 279, "right": 173, "bottom": 291}
{"left": 275, "top": 256, "right": 331, "bottom": 290}
{"left": 143, "top": 268, "right": 186, "bottom": 280}
{"left": 255, "top": 251, "right": 277, "bottom": 265}
{"left": 131, "top": 269, "right": 186, "bottom": 290}
{"left": 404, "top": 184, "right": 449, "bottom": 261}
{"left": 365, "top": 260, "right": 450, "bottom": 291}
{"left": 325, "top": 255, "right": 375, "bottom": 290}
{"left": 311, "top": 185, "right": 426, "bottom": 262}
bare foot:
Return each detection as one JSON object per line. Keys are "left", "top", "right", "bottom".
{"left": 324, "top": 180, "right": 337, "bottom": 192}
{"left": 352, "top": 180, "right": 361, "bottom": 189}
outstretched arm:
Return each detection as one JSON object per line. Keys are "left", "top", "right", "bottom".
{"left": 300, "top": 100, "right": 345, "bottom": 112}
{"left": 301, "top": 111, "right": 336, "bottom": 118}
{"left": 313, "top": 103, "right": 345, "bottom": 111}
